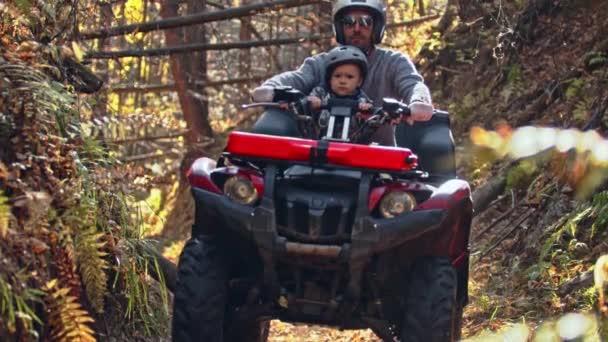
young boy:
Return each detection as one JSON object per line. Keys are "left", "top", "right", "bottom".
{"left": 307, "top": 45, "right": 372, "bottom": 119}
{"left": 305, "top": 45, "right": 375, "bottom": 141}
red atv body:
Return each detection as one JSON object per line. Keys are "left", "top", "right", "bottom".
{"left": 173, "top": 128, "right": 472, "bottom": 341}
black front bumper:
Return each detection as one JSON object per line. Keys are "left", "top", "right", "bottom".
{"left": 192, "top": 187, "right": 446, "bottom": 260}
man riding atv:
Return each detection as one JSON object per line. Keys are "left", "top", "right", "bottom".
{"left": 171, "top": 1, "right": 471, "bottom": 342}
{"left": 252, "top": 0, "right": 456, "bottom": 180}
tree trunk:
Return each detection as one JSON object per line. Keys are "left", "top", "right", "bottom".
{"left": 437, "top": 0, "right": 458, "bottom": 35}
{"left": 316, "top": 1, "right": 333, "bottom": 51}
{"left": 92, "top": 3, "right": 113, "bottom": 118}
{"left": 239, "top": 0, "right": 252, "bottom": 100}
{"left": 417, "top": 0, "right": 426, "bottom": 16}
{"left": 160, "top": 0, "right": 213, "bottom": 142}
{"left": 184, "top": 0, "right": 210, "bottom": 138}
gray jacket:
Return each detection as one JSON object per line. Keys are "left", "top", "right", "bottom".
{"left": 262, "top": 47, "right": 432, "bottom": 146}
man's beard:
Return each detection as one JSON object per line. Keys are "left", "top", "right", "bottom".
{"left": 347, "top": 36, "right": 372, "bottom": 53}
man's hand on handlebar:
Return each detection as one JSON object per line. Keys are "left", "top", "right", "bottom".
{"left": 406, "top": 101, "right": 434, "bottom": 125}
{"left": 251, "top": 86, "right": 275, "bottom": 102}
{"left": 307, "top": 96, "right": 322, "bottom": 111}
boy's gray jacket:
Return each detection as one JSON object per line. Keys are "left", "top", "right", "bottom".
{"left": 262, "top": 47, "right": 432, "bottom": 146}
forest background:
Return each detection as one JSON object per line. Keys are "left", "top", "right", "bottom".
{"left": 1, "top": 0, "right": 608, "bottom": 340}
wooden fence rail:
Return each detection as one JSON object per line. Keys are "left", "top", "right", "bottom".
{"left": 79, "top": 0, "right": 324, "bottom": 40}
{"left": 108, "top": 75, "right": 273, "bottom": 93}
{"left": 85, "top": 14, "right": 440, "bottom": 59}
{"left": 86, "top": 35, "right": 330, "bottom": 59}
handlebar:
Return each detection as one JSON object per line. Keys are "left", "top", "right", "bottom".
{"left": 242, "top": 97, "right": 416, "bottom": 122}
{"left": 245, "top": 86, "right": 424, "bottom": 129}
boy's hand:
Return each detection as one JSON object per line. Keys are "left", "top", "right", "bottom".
{"left": 307, "top": 96, "right": 322, "bottom": 110}
{"left": 406, "top": 101, "right": 434, "bottom": 125}
{"left": 278, "top": 102, "right": 289, "bottom": 110}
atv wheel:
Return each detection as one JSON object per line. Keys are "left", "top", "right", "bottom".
{"left": 172, "top": 237, "right": 269, "bottom": 342}
{"left": 400, "top": 257, "right": 461, "bottom": 342}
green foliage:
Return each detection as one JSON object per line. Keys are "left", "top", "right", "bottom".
{"left": 62, "top": 188, "right": 109, "bottom": 314}
{"left": 565, "top": 77, "right": 594, "bottom": 123}
{"left": 565, "top": 78, "right": 585, "bottom": 100}
{"left": 588, "top": 191, "right": 608, "bottom": 238}
{"left": 507, "top": 64, "right": 523, "bottom": 84}
{"left": 0, "top": 272, "right": 44, "bottom": 336}
{"left": 573, "top": 96, "right": 593, "bottom": 123}
{"left": 500, "top": 64, "right": 526, "bottom": 103}
{"left": 540, "top": 207, "right": 590, "bottom": 263}
{"left": 0, "top": 5, "right": 170, "bottom": 340}
{"left": 448, "top": 87, "right": 491, "bottom": 121}
{"left": 0, "top": 191, "right": 9, "bottom": 238}
{"left": 34, "top": 80, "right": 79, "bottom": 139}
{"left": 119, "top": 238, "right": 169, "bottom": 336}
{"left": 506, "top": 160, "right": 538, "bottom": 191}
{"left": 75, "top": 228, "right": 108, "bottom": 314}
{"left": 540, "top": 191, "right": 608, "bottom": 266}
{"left": 584, "top": 51, "right": 608, "bottom": 69}
{"left": 426, "top": 31, "right": 443, "bottom": 52}
{"left": 514, "top": 0, "right": 526, "bottom": 9}
{"left": 81, "top": 135, "right": 112, "bottom": 167}
{"left": 13, "top": 0, "right": 32, "bottom": 16}
{"left": 455, "top": 48, "right": 477, "bottom": 65}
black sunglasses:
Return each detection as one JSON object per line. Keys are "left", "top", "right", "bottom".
{"left": 341, "top": 15, "right": 374, "bottom": 28}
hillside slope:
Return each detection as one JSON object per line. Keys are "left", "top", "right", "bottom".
{"left": 420, "top": 0, "right": 608, "bottom": 338}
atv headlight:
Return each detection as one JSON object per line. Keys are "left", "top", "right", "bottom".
{"left": 379, "top": 191, "right": 416, "bottom": 218}
{"left": 224, "top": 176, "right": 258, "bottom": 205}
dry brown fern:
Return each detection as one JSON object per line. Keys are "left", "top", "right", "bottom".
{"left": 44, "top": 279, "right": 95, "bottom": 342}
{"left": 49, "top": 231, "right": 83, "bottom": 300}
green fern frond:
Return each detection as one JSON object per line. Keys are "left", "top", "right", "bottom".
{"left": 565, "top": 78, "right": 585, "bottom": 100}
{"left": 44, "top": 279, "right": 96, "bottom": 342}
{"left": 573, "top": 97, "right": 593, "bottom": 123}
{"left": 590, "top": 191, "right": 608, "bottom": 238}
{"left": 540, "top": 191, "right": 608, "bottom": 264}
{"left": 587, "top": 53, "right": 608, "bottom": 69}
{"left": 74, "top": 228, "right": 108, "bottom": 314}
{"left": 540, "top": 206, "right": 592, "bottom": 262}
{"left": 0, "top": 62, "right": 78, "bottom": 139}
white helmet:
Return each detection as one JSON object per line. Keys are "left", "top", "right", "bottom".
{"left": 332, "top": 0, "right": 386, "bottom": 45}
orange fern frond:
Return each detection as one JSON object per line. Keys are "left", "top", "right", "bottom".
{"left": 44, "top": 279, "right": 96, "bottom": 342}
{"left": 49, "top": 231, "right": 83, "bottom": 299}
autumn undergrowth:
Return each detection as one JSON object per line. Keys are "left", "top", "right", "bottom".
{"left": 0, "top": 2, "right": 170, "bottom": 340}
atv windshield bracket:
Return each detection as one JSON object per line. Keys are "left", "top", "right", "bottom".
{"left": 251, "top": 165, "right": 281, "bottom": 298}
{"left": 309, "top": 140, "right": 329, "bottom": 165}
{"left": 341, "top": 173, "right": 374, "bottom": 320}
